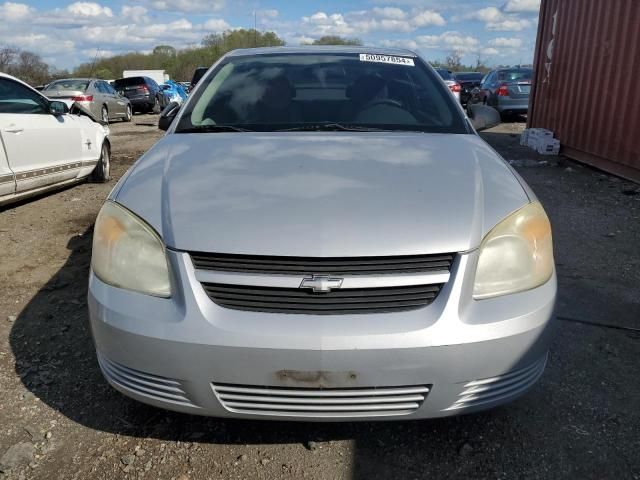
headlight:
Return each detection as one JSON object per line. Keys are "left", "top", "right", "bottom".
{"left": 473, "top": 201, "right": 553, "bottom": 300}
{"left": 91, "top": 201, "right": 171, "bottom": 297}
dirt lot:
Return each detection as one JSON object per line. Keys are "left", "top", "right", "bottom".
{"left": 1, "top": 115, "right": 639, "bottom": 480}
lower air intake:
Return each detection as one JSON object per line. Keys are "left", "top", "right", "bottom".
{"left": 98, "top": 353, "right": 196, "bottom": 408}
{"left": 212, "top": 383, "right": 431, "bottom": 418}
{"left": 445, "top": 355, "right": 547, "bottom": 411}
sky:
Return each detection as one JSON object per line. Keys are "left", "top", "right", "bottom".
{"left": 0, "top": 0, "right": 541, "bottom": 70}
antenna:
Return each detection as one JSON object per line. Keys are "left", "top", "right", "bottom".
{"left": 88, "top": 48, "right": 100, "bottom": 78}
{"left": 254, "top": 11, "right": 257, "bottom": 47}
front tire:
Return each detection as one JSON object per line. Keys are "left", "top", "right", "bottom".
{"left": 90, "top": 142, "right": 111, "bottom": 183}
{"left": 123, "top": 105, "right": 132, "bottom": 122}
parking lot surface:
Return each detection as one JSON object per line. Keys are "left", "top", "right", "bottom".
{"left": 0, "top": 115, "right": 639, "bottom": 480}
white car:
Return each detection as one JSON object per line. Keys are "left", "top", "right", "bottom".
{"left": 435, "top": 68, "right": 461, "bottom": 102}
{"left": 0, "top": 73, "right": 111, "bottom": 206}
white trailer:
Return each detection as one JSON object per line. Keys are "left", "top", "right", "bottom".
{"left": 122, "top": 70, "right": 169, "bottom": 85}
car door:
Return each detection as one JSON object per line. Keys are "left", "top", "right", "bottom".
{"left": 0, "top": 123, "right": 14, "bottom": 197}
{"left": 102, "top": 81, "right": 126, "bottom": 117}
{"left": 482, "top": 71, "right": 497, "bottom": 105}
{"left": 91, "top": 80, "right": 110, "bottom": 121}
{"left": 0, "top": 76, "right": 84, "bottom": 193}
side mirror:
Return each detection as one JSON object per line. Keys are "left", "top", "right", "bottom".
{"left": 50, "top": 100, "right": 69, "bottom": 116}
{"left": 158, "top": 101, "right": 180, "bottom": 131}
{"left": 468, "top": 104, "right": 500, "bottom": 132}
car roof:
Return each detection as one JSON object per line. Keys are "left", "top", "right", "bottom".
{"left": 0, "top": 72, "right": 49, "bottom": 98}
{"left": 225, "top": 45, "right": 418, "bottom": 58}
{"left": 49, "top": 78, "right": 94, "bottom": 81}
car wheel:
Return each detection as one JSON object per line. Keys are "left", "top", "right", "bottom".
{"left": 152, "top": 97, "right": 161, "bottom": 114}
{"left": 90, "top": 142, "right": 111, "bottom": 183}
{"left": 101, "top": 106, "right": 109, "bottom": 123}
{"left": 123, "top": 105, "right": 132, "bottom": 122}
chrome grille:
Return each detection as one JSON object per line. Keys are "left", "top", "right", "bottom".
{"left": 97, "top": 353, "right": 196, "bottom": 407}
{"left": 202, "top": 283, "right": 442, "bottom": 314}
{"left": 445, "top": 356, "right": 547, "bottom": 411}
{"left": 212, "top": 383, "right": 431, "bottom": 418}
{"left": 191, "top": 252, "right": 455, "bottom": 275}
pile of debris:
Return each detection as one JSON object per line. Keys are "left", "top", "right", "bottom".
{"left": 521, "top": 128, "right": 561, "bottom": 155}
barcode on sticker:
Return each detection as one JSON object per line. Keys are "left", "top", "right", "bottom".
{"left": 359, "top": 54, "right": 415, "bottom": 66}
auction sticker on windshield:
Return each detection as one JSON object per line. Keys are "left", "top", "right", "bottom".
{"left": 359, "top": 54, "right": 415, "bottom": 66}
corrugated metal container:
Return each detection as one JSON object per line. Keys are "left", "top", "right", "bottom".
{"left": 528, "top": 0, "right": 640, "bottom": 182}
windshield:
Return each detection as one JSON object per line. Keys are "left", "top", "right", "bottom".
{"left": 176, "top": 53, "right": 468, "bottom": 134}
{"left": 498, "top": 69, "right": 533, "bottom": 82}
{"left": 455, "top": 72, "right": 483, "bottom": 82}
{"left": 44, "top": 79, "right": 88, "bottom": 92}
{"left": 435, "top": 69, "right": 454, "bottom": 81}
{"left": 113, "top": 77, "right": 145, "bottom": 88}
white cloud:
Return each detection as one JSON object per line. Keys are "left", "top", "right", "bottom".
{"left": 203, "top": 18, "right": 231, "bottom": 31}
{"left": 260, "top": 9, "right": 279, "bottom": 19}
{"left": 121, "top": 6, "right": 149, "bottom": 23}
{"left": 372, "top": 7, "right": 407, "bottom": 20}
{"left": 379, "top": 38, "right": 419, "bottom": 50}
{"left": 0, "top": 1, "right": 33, "bottom": 21}
{"left": 302, "top": 7, "right": 445, "bottom": 36}
{"left": 150, "top": 0, "right": 224, "bottom": 13}
{"left": 466, "top": 7, "right": 504, "bottom": 23}
{"left": 488, "top": 37, "right": 523, "bottom": 48}
{"left": 482, "top": 47, "right": 500, "bottom": 56}
{"left": 416, "top": 31, "right": 480, "bottom": 53}
{"left": 412, "top": 9, "right": 446, "bottom": 27}
{"left": 488, "top": 18, "right": 531, "bottom": 31}
{"left": 382, "top": 32, "right": 522, "bottom": 62}
{"left": 66, "top": 2, "right": 113, "bottom": 17}
{"left": 461, "top": 6, "right": 532, "bottom": 31}
{"left": 502, "top": 0, "right": 541, "bottom": 13}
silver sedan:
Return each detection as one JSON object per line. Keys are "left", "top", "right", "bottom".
{"left": 43, "top": 78, "right": 131, "bottom": 123}
{"left": 88, "top": 47, "right": 556, "bottom": 421}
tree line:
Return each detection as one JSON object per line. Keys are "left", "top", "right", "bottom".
{"left": 1, "top": 29, "right": 490, "bottom": 86}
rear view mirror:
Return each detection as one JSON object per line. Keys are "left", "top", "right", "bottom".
{"left": 468, "top": 104, "right": 501, "bottom": 132}
{"left": 158, "top": 102, "right": 180, "bottom": 131}
{"left": 50, "top": 100, "right": 69, "bottom": 116}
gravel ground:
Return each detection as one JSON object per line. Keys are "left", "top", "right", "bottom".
{"left": 0, "top": 115, "right": 639, "bottom": 480}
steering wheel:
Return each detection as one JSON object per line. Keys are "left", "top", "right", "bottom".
{"left": 357, "top": 98, "right": 404, "bottom": 113}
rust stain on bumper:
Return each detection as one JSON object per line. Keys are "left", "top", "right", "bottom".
{"left": 275, "top": 370, "right": 358, "bottom": 388}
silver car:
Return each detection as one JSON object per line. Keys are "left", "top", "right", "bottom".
{"left": 89, "top": 47, "right": 556, "bottom": 421}
{"left": 480, "top": 67, "right": 533, "bottom": 118}
{"left": 43, "top": 78, "right": 132, "bottom": 123}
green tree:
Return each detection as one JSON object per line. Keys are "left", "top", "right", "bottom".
{"left": 71, "top": 29, "right": 286, "bottom": 82}
{"left": 202, "top": 29, "right": 285, "bottom": 50}
{"left": 93, "top": 67, "right": 115, "bottom": 79}
{"left": 309, "top": 36, "right": 363, "bottom": 46}
{"left": 153, "top": 45, "right": 177, "bottom": 57}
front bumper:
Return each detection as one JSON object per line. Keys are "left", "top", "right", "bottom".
{"left": 88, "top": 251, "right": 556, "bottom": 421}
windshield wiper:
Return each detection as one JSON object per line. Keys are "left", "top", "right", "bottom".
{"left": 177, "top": 125, "right": 253, "bottom": 133}
{"left": 275, "top": 123, "right": 390, "bottom": 132}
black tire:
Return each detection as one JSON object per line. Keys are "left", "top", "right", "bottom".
{"left": 101, "top": 105, "right": 109, "bottom": 123}
{"left": 90, "top": 142, "right": 111, "bottom": 183}
{"left": 152, "top": 97, "right": 161, "bottom": 114}
{"left": 123, "top": 105, "right": 132, "bottom": 122}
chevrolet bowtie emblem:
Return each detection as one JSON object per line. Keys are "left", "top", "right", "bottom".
{"left": 300, "top": 275, "right": 344, "bottom": 293}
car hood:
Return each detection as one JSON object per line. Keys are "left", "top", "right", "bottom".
{"left": 113, "top": 132, "right": 529, "bottom": 256}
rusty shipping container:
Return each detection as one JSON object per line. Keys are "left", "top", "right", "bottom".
{"left": 528, "top": 0, "right": 640, "bottom": 182}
